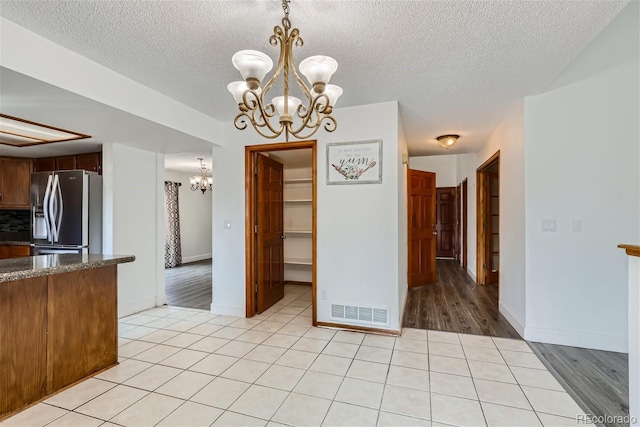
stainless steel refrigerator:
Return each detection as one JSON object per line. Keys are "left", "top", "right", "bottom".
{"left": 31, "top": 170, "right": 102, "bottom": 255}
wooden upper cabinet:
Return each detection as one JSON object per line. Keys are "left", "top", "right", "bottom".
{"left": 76, "top": 152, "right": 101, "bottom": 174}
{"left": 55, "top": 155, "right": 76, "bottom": 171}
{"left": 34, "top": 157, "right": 56, "bottom": 173}
{"left": 0, "top": 157, "right": 32, "bottom": 209}
{"left": 34, "top": 153, "right": 102, "bottom": 174}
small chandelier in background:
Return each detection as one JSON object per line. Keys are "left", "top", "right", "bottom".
{"left": 190, "top": 158, "right": 212, "bottom": 194}
{"left": 437, "top": 134, "right": 460, "bottom": 149}
{"left": 227, "top": 0, "right": 342, "bottom": 141}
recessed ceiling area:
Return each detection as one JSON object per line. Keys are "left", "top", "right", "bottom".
{"left": 0, "top": 1, "right": 627, "bottom": 155}
{"left": 0, "top": 67, "right": 215, "bottom": 158}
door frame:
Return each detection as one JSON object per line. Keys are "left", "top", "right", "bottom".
{"left": 244, "top": 140, "right": 317, "bottom": 325}
{"left": 461, "top": 178, "right": 468, "bottom": 269}
{"left": 476, "top": 150, "right": 500, "bottom": 285}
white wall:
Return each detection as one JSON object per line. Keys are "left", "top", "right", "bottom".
{"left": 103, "top": 143, "right": 166, "bottom": 317}
{"left": 397, "top": 115, "right": 409, "bottom": 324}
{"left": 165, "top": 170, "right": 213, "bottom": 263}
{"left": 409, "top": 155, "right": 458, "bottom": 187}
{"left": 212, "top": 101, "right": 404, "bottom": 331}
{"left": 477, "top": 102, "right": 526, "bottom": 335}
{"left": 524, "top": 1, "right": 639, "bottom": 351}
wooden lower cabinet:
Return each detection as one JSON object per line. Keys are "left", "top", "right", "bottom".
{"left": 0, "top": 277, "right": 48, "bottom": 417}
{"left": 47, "top": 267, "right": 117, "bottom": 392}
{"left": 0, "top": 266, "right": 117, "bottom": 419}
{"left": 0, "top": 245, "right": 31, "bottom": 259}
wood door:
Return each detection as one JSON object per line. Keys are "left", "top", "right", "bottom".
{"left": 435, "top": 187, "right": 456, "bottom": 258}
{"left": 454, "top": 185, "right": 461, "bottom": 261}
{"left": 55, "top": 155, "right": 76, "bottom": 171}
{"left": 485, "top": 171, "right": 499, "bottom": 284}
{"left": 0, "top": 158, "right": 32, "bottom": 208}
{"left": 462, "top": 179, "right": 468, "bottom": 269}
{"left": 256, "top": 154, "right": 285, "bottom": 313}
{"left": 408, "top": 169, "right": 436, "bottom": 287}
{"left": 76, "top": 152, "right": 101, "bottom": 174}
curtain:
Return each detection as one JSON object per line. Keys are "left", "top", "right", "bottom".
{"left": 164, "top": 181, "right": 183, "bottom": 268}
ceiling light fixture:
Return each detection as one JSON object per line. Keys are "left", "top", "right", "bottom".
{"left": 437, "top": 134, "right": 460, "bottom": 149}
{"left": 0, "top": 114, "right": 90, "bottom": 147}
{"left": 228, "top": 0, "right": 342, "bottom": 141}
{"left": 190, "top": 158, "right": 213, "bottom": 194}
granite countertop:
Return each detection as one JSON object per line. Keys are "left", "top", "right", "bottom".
{"left": 0, "top": 240, "right": 31, "bottom": 246}
{"left": 0, "top": 254, "right": 135, "bottom": 283}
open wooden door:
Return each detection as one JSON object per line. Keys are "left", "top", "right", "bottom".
{"left": 485, "top": 171, "right": 500, "bottom": 284}
{"left": 408, "top": 169, "right": 437, "bottom": 287}
{"left": 476, "top": 152, "right": 499, "bottom": 285}
{"left": 256, "top": 154, "right": 285, "bottom": 313}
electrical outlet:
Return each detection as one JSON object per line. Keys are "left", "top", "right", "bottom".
{"left": 321, "top": 289, "right": 328, "bottom": 301}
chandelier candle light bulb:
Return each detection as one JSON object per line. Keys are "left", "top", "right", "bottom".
{"left": 227, "top": 0, "right": 342, "bottom": 141}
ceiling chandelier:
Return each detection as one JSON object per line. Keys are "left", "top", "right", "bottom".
{"left": 190, "top": 158, "right": 213, "bottom": 194}
{"left": 227, "top": 0, "right": 342, "bottom": 141}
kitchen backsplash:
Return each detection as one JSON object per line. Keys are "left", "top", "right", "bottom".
{"left": 0, "top": 210, "right": 30, "bottom": 233}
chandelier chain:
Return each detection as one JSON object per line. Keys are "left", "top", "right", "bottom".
{"left": 282, "top": 0, "right": 290, "bottom": 18}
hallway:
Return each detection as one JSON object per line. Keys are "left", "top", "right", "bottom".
{"left": 403, "top": 260, "right": 519, "bottom": 339}
{"left": 165, "top": 259, "right": 212, "bottom": 311}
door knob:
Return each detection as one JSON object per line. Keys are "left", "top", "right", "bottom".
{"left": 432, "top": 231, "right": 437, "bottom": 235}
{"left": 281, "top": 235, "right": 286, "bottom": 239}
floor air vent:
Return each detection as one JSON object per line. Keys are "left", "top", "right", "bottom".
{"left": 330, "top": 303, "right": 389, "bottom": 327}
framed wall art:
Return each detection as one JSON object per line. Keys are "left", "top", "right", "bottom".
{"left": 326, "top": 139, "right": 382, "bottom": 185}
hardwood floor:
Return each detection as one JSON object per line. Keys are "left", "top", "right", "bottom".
{"left": 164, "top": 259, "right": 212, "bottom": 310}
{"left": 403, "top": 259, "right": 520, "bottom": 338}
{"left": 531, "top": 342, "right": 630, "bottom": 426}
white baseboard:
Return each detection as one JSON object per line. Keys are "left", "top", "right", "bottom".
{"left": 467, "top": 267, "right": 477, "bottom": 282}
{"left": 525, "top": 326, "right": 628, "bottom": 353}
{"left": 155, "top": 293, "right": 167, "bottom": 307}
{"left": 498, "top": 302, "right": 525, "bottom": 338}
{"left": 119, "top": 297, "right": 157, "bottom": 318}
{"left": 182, "top": 254, "right": 212, "bottom": 264}
{"left": 210, "top": 303, "right": 245, "bottom": 317}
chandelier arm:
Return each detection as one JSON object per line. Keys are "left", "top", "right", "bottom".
{"left": 290, "top": 93, "right": 330, "bottom": 132}
{"left": 292, "top": 115, "right": 337, "bottom": 140}
{"left": 287, "top": 39, "right": 312, "bottom": 111}
{"left": 248, "top": 95, "right": 284, "bottom": 136}
{"left": 263, "top": 28, "right": 286, "bottom": 101}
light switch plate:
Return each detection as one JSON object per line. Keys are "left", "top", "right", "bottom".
{"left": 541, "top": 219, "right": 556, "bottom": 232}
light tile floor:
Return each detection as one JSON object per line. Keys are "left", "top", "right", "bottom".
{"left": 4, "top": 285, "right": 586, "bottom": 427}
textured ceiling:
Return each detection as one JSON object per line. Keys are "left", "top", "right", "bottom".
{"left": 0, "top": 0, "right": 627, "bottom": 155}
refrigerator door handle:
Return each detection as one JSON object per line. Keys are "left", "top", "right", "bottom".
{"left": 43, "top": 175, "right": 53, "bottom": 244}
{"left": 50, "top": 175, "right": 60, "bottom": 243}
{"left": 55, "top": 175, "right": 64, "bottom": 243}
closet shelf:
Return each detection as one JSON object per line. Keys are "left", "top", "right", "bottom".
{"left": 283, "top": 178, "right": 312, "bottom": 184}
{"left": 284, "top": 230, "right": 313, "bottom": 235}
{"left": 284, "top": 199, "right": 312, "bottom": 204}
{"left": 284, "top": 258, "right": 313, "bottom": 266}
